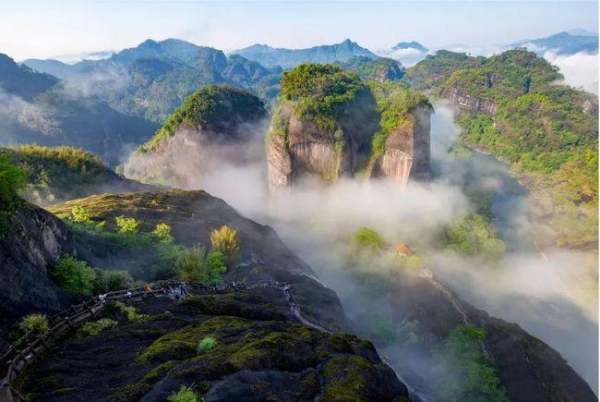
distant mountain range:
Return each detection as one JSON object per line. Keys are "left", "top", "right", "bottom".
{"left": 392, "top": 41, "right": 429, "bottom": 52}
{"left": 0, "top": 53, "right": 157, "bottom": 165}
{"left": 232, "top": 39, "right": 377, "bottom": 69}
{"left": 24, "top": 39, "right": 283, "bottom": 123}
{"left": 510, "top": 31, "right": 598, "bottom": 55}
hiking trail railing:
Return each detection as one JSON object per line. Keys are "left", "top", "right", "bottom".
{"left": 0, "top": 279, "right": 328, "bottom": 402}
{"left": 0, "top": 281, "right": 185, "bottom": 402}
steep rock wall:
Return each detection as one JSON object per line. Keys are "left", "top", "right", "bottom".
{"left": 369, "top": 105, "right": 432, "bottom": 183}
{"left": 443, "top": 86, "right": 497, "bottom": 115}
{"left": 0, "top": 204, "right": 75, "bottom": 349}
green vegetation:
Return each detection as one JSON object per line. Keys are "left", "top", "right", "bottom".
{"left": 441, "top": 214, "right": 506, "bottom": 260}
{"left": 115, "top": 216, "right": 140, "bottom": 234}
{"left": 405, "top": 50, "right": 481, "bottom": 90}
{"left": 409, "top": 48, "right": 598, "bottom": 249}
{"left": 19, "top": 314, "right": 49, "bottom": 335}
{"left": 79, "top": 319, "right": 118, "bottom": 338}
{"left": 337, "top": 56, "right": 404, "bottom": 82}
{"left": 196, "top": 336, "right": 217, "bottom": 353}
{"left": 350, "top": 227, "right": 387, "bottom": 255}
{"left": 140, "top": 85, "right": 265, "bottom": 152}
{"left": 93, "top": 270, "right": 133, "bottom": 294}
{"left": 280, "top": 64, "right": 367, "bottom": 131}
{"left": 113, "top": 301, "right": 148, "bottom": 322}
{"left": 152, "top": 223, "right": 174, "bottom": 243}
{"left": 167, "top": 386, "right": 199, "bottom": 402}
{"left": 210, "top": 225, "right": 240, "bottom": 268}
{"left": 368, "top": 81, "right": 430, "bottom": 158}
{"left": 433, "top": 326, "right": 508, "bottom": 402}
{"left": 175, "top": 247, "right": 226, "bottom": 285}
{"left": 0, "top": 145, "right": 119, "bottom": 205}
{"left": 0, "top": 154, "right": 26, "bottom": 236}
{"left": 50, "top": 255, "right": 96, "bottom": 296}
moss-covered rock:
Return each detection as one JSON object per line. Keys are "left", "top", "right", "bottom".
{"left": 23, "top": 286, "right": 409, "bottom": 402}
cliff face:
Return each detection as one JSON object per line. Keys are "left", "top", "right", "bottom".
{"left": 369, "top": 105, "right": 432, "bottom": 184}
{"left": 267, "top": 96, "right": 378, "bottom": 191}
{"left": 384, "top": 270, "right": 597, "bottom": 402}
{"left": 0, "top": 203, "right": 75, "bottom": 348}
{"left": 442, "top": 86, "right": 497, "bottom": 115}
{"left": 124, "top": 86, "right": 266, "bottom": 187}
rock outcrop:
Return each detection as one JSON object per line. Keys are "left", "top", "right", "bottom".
{"left": 23, "top": 288, "right": 410, "bottom": 402}
{"left": 442, "top": 86, "right": 497, "bottom": 115}
{"left": 124, "top": 86, "right": 266, "bottom": 188}
{"left": 368, "top": 105, "right": 432, "bottom": 183}
{"left": 266, "top": 64, "right": 431, "bottom": 191}
{"left": 0, "top": 203, "right": 75, "bottom": 349}
{"left": 381, "top": 270, "right": 597, "bottom": 402}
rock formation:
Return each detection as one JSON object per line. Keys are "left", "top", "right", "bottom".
{"left": 124, "top": 85, "right": 266, "bottom": 188}
{"left": 266, "top": 64, "right": 431, "bottom": 191}
{"left": 442, "top": 86, "right": 497, "bottom": 115}
{"left": 368, "top": 105, "right": 432, "bottom": 183}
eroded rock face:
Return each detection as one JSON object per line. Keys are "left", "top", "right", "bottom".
{"left": 443, "top": 86, "right": 497, "bottom": 115}
{"left": 369, "top": 106, "right": 432, "bottom": 183}
{"left": 267, "top": 101, "right": 431, "bottom": 190}
{"left": 0, "top": 203, "right": 75, "bottom": 348}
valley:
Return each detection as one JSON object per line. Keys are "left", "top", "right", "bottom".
{"left": 0, "top": 9, "right": 597, "bottom": 401}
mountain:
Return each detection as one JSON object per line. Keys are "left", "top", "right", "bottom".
{"left": 266, "top": 64, "right": 431, "bottom": 190}
{"left": 336, "top": 56, "right": 405, "bottom": 82}
{"left": 124, "top": 85, "right": 267, "bottom": 187}
{"left": 0, "top": 145, "right": 152, "bottom": 205}
{"left": 511, "top": 31, "right": 598, "bottom": 55}
{"left": 24, "top": 38, "right": 283, "bottom": 123}
{"left": 0, "top": 53, "right": 158, "bottom": 165}
{"left": 232, "top": 39, "right": 378, "bottom": 69}
{"left": 406, "top": 48, "right": 598, "bottom": 251}
{"left": 392, "top": 41, "right": 429, "bottom": 52}
{"left": 0, "top": 53, "right": 57, "bottom": 100}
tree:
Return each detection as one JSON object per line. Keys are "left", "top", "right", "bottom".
{"left": 50, "top": 255, "right": 96, "bottom": 295}
{"left": 0, "top": 155, "right": 26, "bottom": 236}
{"left": 210, "top": 225, "right": 240, "bottom": 268}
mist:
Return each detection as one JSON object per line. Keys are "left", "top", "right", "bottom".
{"left": 544, "top": 51, "right": 599, "bottom": 94}
{"left": 121, "top": 101, "right": 598, "bottom": 394}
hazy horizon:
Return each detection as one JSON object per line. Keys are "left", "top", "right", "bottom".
{"left": 1, "top": 0, "right": 597, "bottom": 61}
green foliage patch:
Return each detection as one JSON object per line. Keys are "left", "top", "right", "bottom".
{"left": 140, "top": 85, "right": 265, "bottom": 152}
{"left": 0, "top": 154, "right": 26, "bottom": 236}
{"left": 433, "top": 326, "right": 508, "bottom": 402}
{"left": 50, "top": 255, "right": 96, "bottom": 296}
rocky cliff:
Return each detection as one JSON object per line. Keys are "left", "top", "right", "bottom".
{"left": 124, "top": 86, "right": 266, "bottom": 188}
{"left": 380, "top": 269, "right": 597, "bottom": 402}
{"left": 368, "top": 105, "right": 432, "bottom": 183}
{"left": 0, "top": 203, "right": 75, "bottom": 349}
{"left": 266, "top": 64, "right": 431, "bottom": 190}
{"left": 441, "top": 86, "right": 497, "bottom": 115}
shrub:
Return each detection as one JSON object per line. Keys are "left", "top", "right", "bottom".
{"left": 442, "top": 214, "right": 506, "bottom": 260}
{"left": 93, "top": 270, "right": 133, "bottom": 294}
{"left": 175, "top": 247, "right": 226, "bottom": 285}
{"left": 350, "top": 227, "right": 386, "bottom": 255}
{"left": 19, "top": 314, "right": 48, "bottom": 335}
{"left": 113, "top": 301, "right": 148, "bottom": 322}
{"left": 79, "top": 318, "right": 118, "bottom": 338}
{"left": 433, "top": 325, "right": 508, "bottom": 402}
{"left": 115, "top": 216, "right": 140, "bottom": 235}
{"left": 71, "top": 206, "right": 92, "bottom": 224}
{"left": 0, "top": 155, "right": 26, "bottom": 236}
{"left": 153, "top": 223, "right": 174, "bottom": 243}
{"left": 50, "top": 255, "right": 96, "bottom": 295}
{"left": 167, "top": 386, "right": 198, "bottom": 402}
{"left": 197, "top": 336, "right": 217, "bottom": 353}
{"left": 210, "top": 225, "right": 240, "bottom": 268}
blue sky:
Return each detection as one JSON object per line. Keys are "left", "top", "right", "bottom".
{"left": 1, "top": 0, "right": 597, "bottom": 60}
